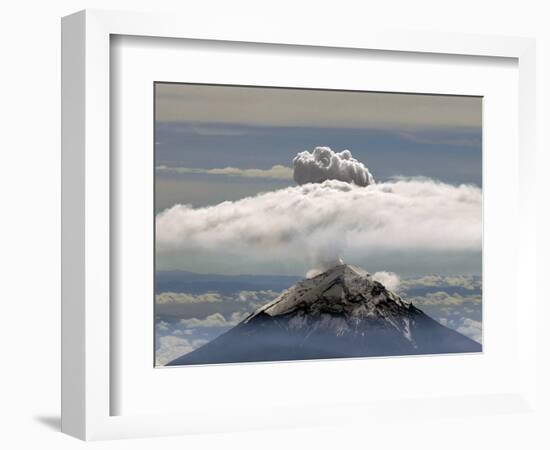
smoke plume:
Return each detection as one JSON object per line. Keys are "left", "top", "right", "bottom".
{"left": 293, "top": 147, "right": 375, "bottom": 186}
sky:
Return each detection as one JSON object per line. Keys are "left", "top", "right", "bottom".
{"left": 154, "top": 83, "right": 482, "bottom": 278}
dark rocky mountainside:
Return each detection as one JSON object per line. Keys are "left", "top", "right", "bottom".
{"left": 167, "top": 264, "right": 481, "bottom": 366}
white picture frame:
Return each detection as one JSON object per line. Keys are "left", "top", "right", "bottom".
{"left": 61, "top": 9, "right": 537, "bottom": 441}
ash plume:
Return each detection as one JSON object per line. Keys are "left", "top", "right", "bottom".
{"left": 293, "top": 146, "right": 375, "bottom": 186}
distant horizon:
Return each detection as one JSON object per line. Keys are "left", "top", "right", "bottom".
{"left": 155, "top": 264, "right": 483, "bottom": 278}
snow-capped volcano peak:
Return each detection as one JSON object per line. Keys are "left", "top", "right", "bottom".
{"left": 312, "top": 263, "right": 368, "bottom": 280}
{"left": 247, "top": 264, "right": 407, "bottom": 321}
{"left": 167, "top": 264, "right": 481, "bottom": 366}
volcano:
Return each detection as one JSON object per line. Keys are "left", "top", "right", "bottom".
{"left": 166, "top": 264, "right": 481, "bottom": 366}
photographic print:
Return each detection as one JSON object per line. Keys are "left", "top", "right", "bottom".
{"left": 154, "top": 83, "right": 482, "bottom": 367}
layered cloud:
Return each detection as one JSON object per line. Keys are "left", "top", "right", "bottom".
{"left": 456, "top": 318, "right": 483, "bottom": 343}
{"left": 407, "top": 291, "right": 482, "bottom": 343}
{"left": 155, "top": 289, "right": 280, "bottom": 318}
{"left": 293, "top": 147, "right": 375, "bottom": 186}
{"left": 156, "top": 335, "right": 196, "bottom": 366}
{"left": 235, "top": 290, "right": 280, "bottom": 302}
{"left": 179, "top": 311, "right": 248, "bottom": 329}
{"left": 179, "top": 313, "right": 231, "bottom": 329}
{"left": 409, "top": 291, "right": 481, "bottom": 307}
{"left": 368, "top": 272, "right": 482, "bottom": 297}
{"left": 155, "top": 292, "right": 223, "bottom": 305}
{"left": 156, "top": 164, "right": 293, "bottom": 180}
{"left": 401, "top": 275, "right": 481, "bottom": 291}
{"left": 156, "top": 309, "right": 255, "bottom": 364}
{"left": 156, "top": 178, "right": 481, "bottom": 269}
{"left": 438, "top": 317, "right": 482, "bottom": 343}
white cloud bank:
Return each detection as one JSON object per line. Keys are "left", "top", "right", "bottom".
{"left": 156, "top": 164, "right": 293, "bottom": 180}
{"left": 293, "top": 147, "right": 375, "bottom": 186}
{"left": 156, "top": 178, "right": 481, "bottom": 269}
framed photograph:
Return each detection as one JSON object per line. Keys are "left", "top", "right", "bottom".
{"left": 61, "top": 9, "right": 537, "bottom": 440}
{"left": 153, "top": 83, "right": 483, "bottom": 367}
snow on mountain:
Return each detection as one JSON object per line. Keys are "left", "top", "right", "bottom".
{"left": 167, "top": 264, "right": 481, "bottom": 366}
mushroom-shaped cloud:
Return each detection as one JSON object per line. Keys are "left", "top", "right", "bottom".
{"left": 293, "top": 146, "right": 375, "bottom": 187}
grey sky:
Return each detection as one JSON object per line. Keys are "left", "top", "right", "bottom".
{"left": 156, "top": 83, "right": 481, "bottom": 129}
